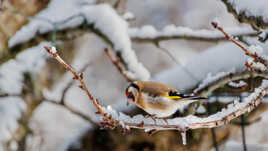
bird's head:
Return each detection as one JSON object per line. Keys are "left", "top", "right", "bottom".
{"left": 125, "top": 82, "right": 140, "bottom": 105}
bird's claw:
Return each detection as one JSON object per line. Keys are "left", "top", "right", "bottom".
{"left": 145, "top": 115, "right": 169, "bottom": 125}
{"left": 162, "top": 118, "right": 168, "bottom": 125}
{"left": 145, "top": 114, "right": 157, "bottom": 124}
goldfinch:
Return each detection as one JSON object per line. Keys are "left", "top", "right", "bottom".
{"left": 125, "top": 81, "right": 206, "bottom": 118}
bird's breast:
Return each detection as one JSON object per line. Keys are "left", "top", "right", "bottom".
{"left": 142, "top": 96, "right": 179, "bottom": 117}
{"left": 144, "top": 102, "right": 179, "bottom": 118}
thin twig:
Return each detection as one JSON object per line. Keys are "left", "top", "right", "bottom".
{"left": 104, "top": 48, "right": 132, "bottom": 82}
{"left": 44, "top": 46, "right": 119, "bottom": 129}
{"left": 156, "top": 44, "right": 199, "bottom": 83}
{"left": 60, "top": 62, "right": 91, "bottom": 104}
{"left": 239, "top": 96, "right": 247, "bottom": 151}
{"left": 211, "top": 129, "right": 219, "bottom": 151}
{"left": 44, "top": 46, "right": 103, "bottom": 113}
{"left": 155, "top": 43, "right": 179, "bottom": 64}
{"left": 211, "top": 22, "right": 268, "bottom": 68}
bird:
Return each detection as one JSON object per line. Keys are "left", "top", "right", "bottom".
{"left": 125, "top": 81, "right": 206, "bottom": 119}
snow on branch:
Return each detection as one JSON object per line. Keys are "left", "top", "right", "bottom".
{"left": 227, "top": 80, "right": 247, "bottom": 89}
{"left": 212, "top": 22, "right": 268, "bottom": 70}
{"left": 122, "top": 12, "right": 135, "bottom": 21}
{"left": 259, "top": 29, "right": 268, "bottom": 42}
{"left": 222, "top": 0, "right": 268, "bottom": 29}
{"left": 0, "top": 42, "right": 50, "bottom": 148}
{"left": 0, "top": 97, "right": 26, "bottom": 147}
{"left": 43, "top": 46, "right": 268, "bottom": 145}
{"left": 194, "top": 70, "right": 268, "bottom": 97}
{"left": 0, "top": 42, "right": 50, "bottom": 94}
{"left": 129, "top": 24, "right": 258, "bottom": 42}
{"left": 194, "top": 70, "right": 235, "bottom": 95}
{"left": 9, "top": 1, "right": 150, "bottom": 81}
{"left": 81, "top": 4, "right": 150, "bottom": 80}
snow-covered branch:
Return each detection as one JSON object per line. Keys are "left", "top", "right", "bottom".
{"left": 8, "top": 2, "right": 150, "bottom": 81}
{"left": 194, "top": 70, "right": 268, "bottom": 96}
{"left": 130, "top": 25, "right": 258, "bottom": 42}
{"left": 43, "top": 46, "right": 118, "bottom": 127}
{"left": 0, "top": 42, "right": 53, "bottom": 150}
{"left": 222, "top": 0, "right": 268, "bottom": 29}
{"left": 43, "top": 46, "right": 268, "bottom": 145}
{"left": 227, "top": 80, "right": 247, "bottom": 89}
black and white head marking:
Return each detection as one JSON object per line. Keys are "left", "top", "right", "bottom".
{"left": 125, "top": 83, "right": 140, "bottom": 102}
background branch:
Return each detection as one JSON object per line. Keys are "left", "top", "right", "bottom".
{"left": 130, "top": 26, "right": 258, "bottom": 43}
{"left": 221, "top": 0, "right": 268, "bottom": 30}
{"left": 104, "top": 48, "right": 133, "bottom": 82}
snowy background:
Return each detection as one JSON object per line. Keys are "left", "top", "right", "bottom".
{"left": 1, "top": 0, "right": 268, "bottom": 150}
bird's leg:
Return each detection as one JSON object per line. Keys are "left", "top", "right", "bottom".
{"left": 145, "top": 114, "right": 157, "bottom": 124}
{"left": 138, "top": 120, "right": 144, "bottom": 127}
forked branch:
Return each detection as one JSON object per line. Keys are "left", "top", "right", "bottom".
{"left": 104, "top": 48, "right": 133, "bottom": 82}
{"left": 211, "top": 22, "right": 268, "bottom": 68}
{"left": 44, "top": 46, "right": 120, "bottom": 129}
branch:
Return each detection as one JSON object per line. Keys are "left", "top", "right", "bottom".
{"left": 211, "top": 22, "right": 268, "bottom": 69}
{"left": 60, "top": 62, "right": 91, "bottom": 104}
{"left": 221, "top": 0, "right": 268, "bottom": 29}
{"left": 194, "top": 70, "right": 268, "bottom": 96}
{"left": 44, "top": 46, "right": 119, "bottom": 129}
{"left": 43, "top": 46, "right": 268, "bottom": 145}
{"left": 104, "top": 48, "right": 133, "bottom": 82}
{"left": 7, "top": 4, "right": 151, "bottom": 81}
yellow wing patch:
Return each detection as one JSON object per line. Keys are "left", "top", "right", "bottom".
{"left": 165, "top": 96, "right": 181, "bottom": 99}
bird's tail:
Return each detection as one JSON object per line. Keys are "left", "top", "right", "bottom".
{"left": 173, "top": 96, "right": 207, "bottom": 110}
{"left": 186, "top": 96, "right": 207, "bottom": 100}
{"left": 179, "top": 95, "right": 207, "bottom": 101}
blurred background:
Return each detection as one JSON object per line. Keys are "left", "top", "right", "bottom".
{"left": 1, "top": 0, "right": 268, "bottom": 151}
